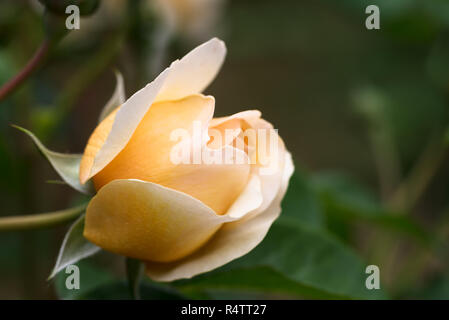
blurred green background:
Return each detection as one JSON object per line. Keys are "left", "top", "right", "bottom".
{"left": 1, "top": 0, "right": 449, "bottom": 299}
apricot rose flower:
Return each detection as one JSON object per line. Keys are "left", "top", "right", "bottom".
{"left": 78, "top": 38, "right": 294, "bottom": 281}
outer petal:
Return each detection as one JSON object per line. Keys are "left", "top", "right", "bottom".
{"left": 225, "top": 174, "right": 263, "bottom": 219}
{"left": 80, "top": 38, "right": 227, "bottom": 183}
{"left": 79, "top": 69, "right": 169, "bottom": 183}
{"left": 84, "top": 179, "right": 235, "bottom": 263}
{"left": 251, "top": 133, "right": 287, "bottom": 216}
{"left": 90, "top": 94, "right": 215, "bottom": 190}
{"left": 145, "top": 151, "right": 294, "bottom": 281}
{"left": 155, "top": 38, "right": 226, "bottom": 102}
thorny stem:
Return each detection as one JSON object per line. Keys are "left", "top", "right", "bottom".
{"left": 0, "top": 39, "right": 51, "bottom": 102}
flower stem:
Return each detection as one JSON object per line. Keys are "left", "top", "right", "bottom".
{"left": 0, "top": 39, "right": 51, "bottom": 102}
{"left": 0, "top": 203, "right": 87, "bottom": 231}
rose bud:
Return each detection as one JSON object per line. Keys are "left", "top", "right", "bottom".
{"left": 79, "top": 38, "right": 294, "bottom": 281}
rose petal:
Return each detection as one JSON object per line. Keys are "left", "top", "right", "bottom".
{"left": 252, "top": 135, "right": 286, "bottom": 215}
{"left": 80, "top": 38, "right": 227, "bottom": 183}
{"left": 79, "top": 69, "right": 169, "bottom": 183}
{"left": 234, "top": 115, "right": 287, "bottom": 216}
{"left": 155, "top": 38, "right": 226, "bottom": 102}
{"left": 91, "top": 94, "right": 215, "bottom": 189}
{"left": 144, "top": 151, "right": 294, "bottom": 281}
{"left": 225, "top": 174, "right": 263, "bottom": 219}
{"left": 207, "top": 118, "right": 242, "bottom": 149}
{"left": 91, "top": 95, "right": 250, "bottom": 214}
{"left": 79, "top": 108, "right": 118, "bottom": 184}
{"left": 84, "top": 179, "right": 235, "bottom": 263}
{"left": 210, "top": 111, "right": 287, "bottom": 216}
{"left": 208, "top": 110, "right": 261, "bottom": 128}
{"left": 156, "top": 153, "right": 250, "bottom": 214}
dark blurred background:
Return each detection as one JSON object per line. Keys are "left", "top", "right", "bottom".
{"left": 1, "top": 0, "right": 449, "bottom": 299}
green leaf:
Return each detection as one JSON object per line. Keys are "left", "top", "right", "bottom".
{"left": 279, "top": 170, "right": 325, "bottom": 231}
{"left": 311, "top": 172, "right": 430, "bottom": 243}
{"left": 411, "top": 274, "right": 449, "bottom": 300}
{"left": 48, "top": 215, "right": 100, "bottom": 280}
{"left": 126, "top": 257, "right": 144, "bottom": 300}
{"left": 55, "top": 260, "right": 186, "bottom": 300}
{"left": 13, "top": 125, "right": 95, "bottom": 195}
{"left": 177, "top": 266, "right": 347, "bottom": 299}
{"left": 98, "top": 70, "right": 126, "bottom": 122}
{"left": 80, "top": 282, "right": 187, "bottom": 300}
{"left": 426, "top": 36, "right": 449, "bottom": 89}
{"left": 176, "top": 221, "right": 387, "bottom": 300}
{"left": 54, "top": 260, "right": 116, "bottom": 300}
